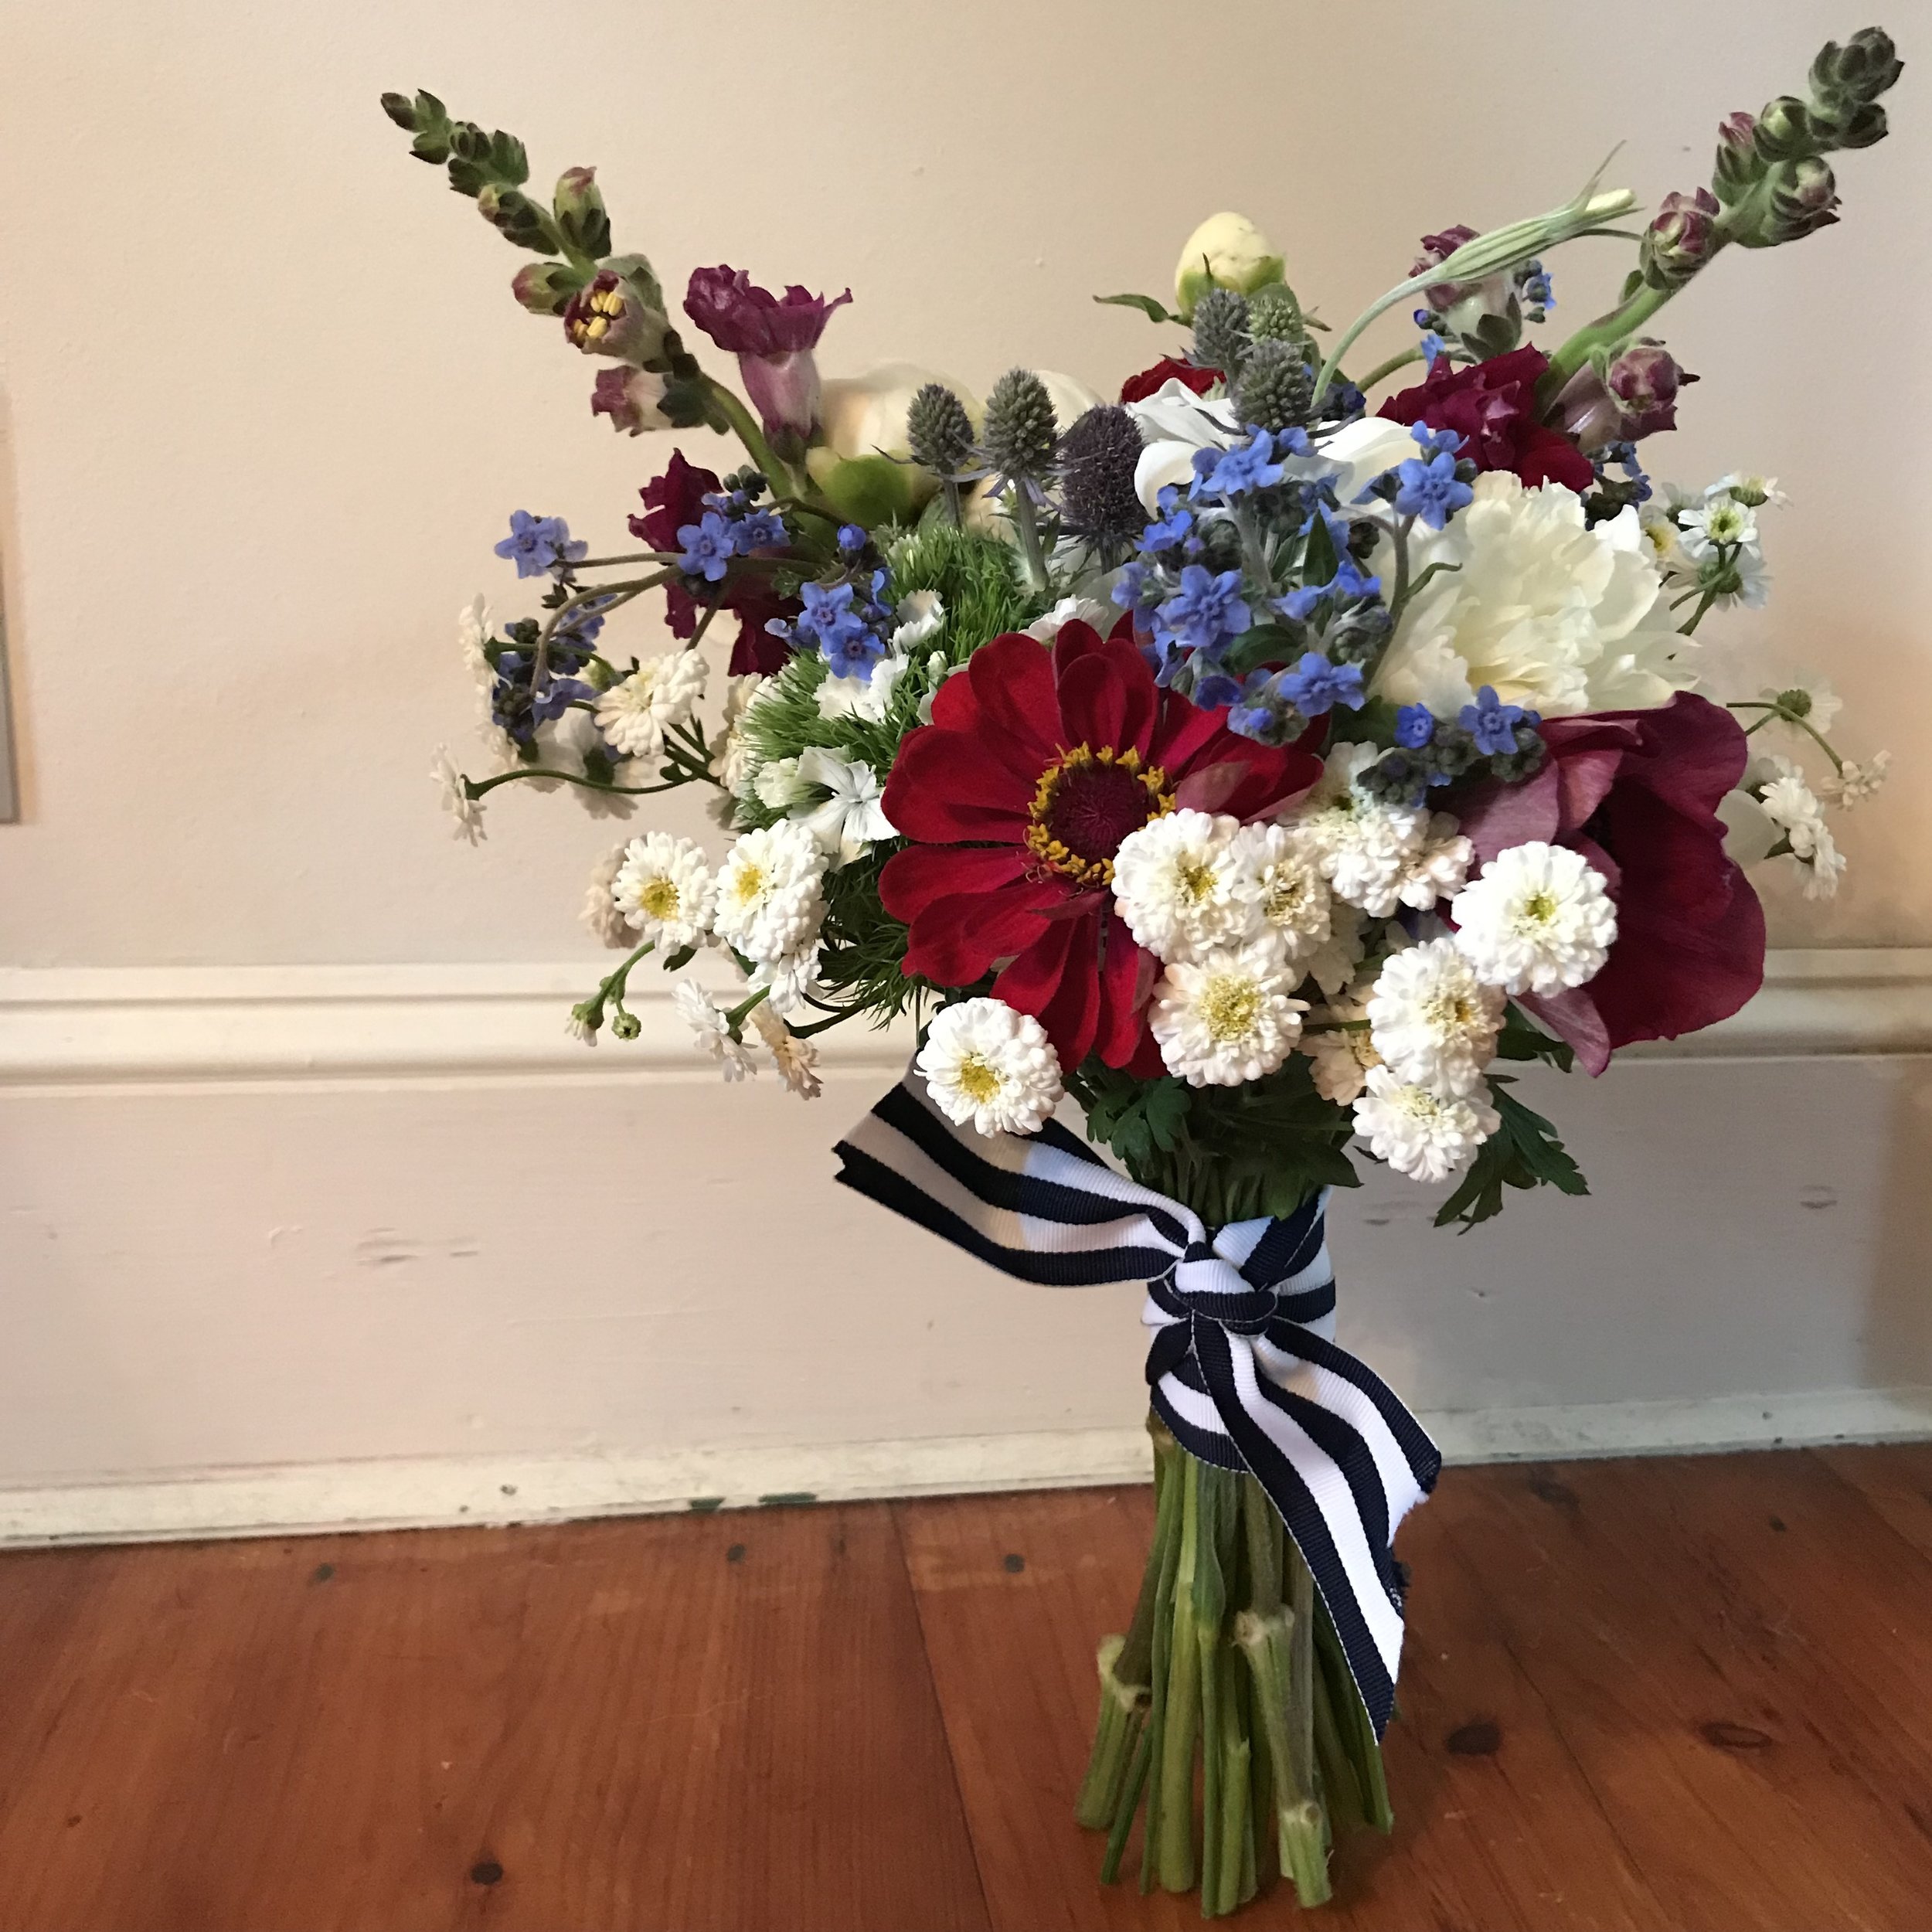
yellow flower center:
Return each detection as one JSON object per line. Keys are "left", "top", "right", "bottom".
{"left": 730, "top": 862, "right": 767, "bottom": 910}
{"left": 1025, "top": 745, "right": 1174, "bottom": 887}
{"left": 566, "top": 283, "right": 627, "bottom": 349}
{"left": 955, "top": 1053, "right": 1003, "bottom": 1104}
{"left": 1199, "top": 975, "right": 1262, "bottom": 1045}
{"left": 639, "top": 877, "right": 681, "bottom": 920}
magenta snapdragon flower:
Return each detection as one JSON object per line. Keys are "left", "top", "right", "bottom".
{"left": 682, "top": 266, "right": 852, "bottom": 442}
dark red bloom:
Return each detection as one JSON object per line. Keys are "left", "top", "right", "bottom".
{"left": 1379, "top": 345, "right": 1595, "bottom": 493}
{"left": 1121, "top": 357, "right": 1219, "bottom": 404}
{"left": 630, "top": 451, "right": 798, "bottom": 675}
{"left": 881, "top": 621, "right": 1323, "bottom": 1073}
{"left": 682, "top": 267, "right": 852, "bottom": 357}
{"left": 1454, "top": 694, "right": 1765, "bottom": 1073}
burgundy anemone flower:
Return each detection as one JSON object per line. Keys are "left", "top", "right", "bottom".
{"left": 1120, "top": 357, "right": 1220, "bottom": 404}
{"left": 630, "top": 451, "right": 797, "bottom": 675}
{"left": 682, "top": 266, "right": 852, "bottom": 440}
{"left": 1454, "top": 693, "right": 1765, "bottom": 1072}
{"left": 1379, "top": 345, "right": 1594, "bottom": 493}
{"left": 881, "top": 621, "right": 1323, "bottom": 1073}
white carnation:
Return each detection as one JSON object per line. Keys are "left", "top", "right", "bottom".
{"left": 817, "top": 652, "right": 910, "bottom": 724}
{"left": 1150, "top": 941, "right": 1308, "bottom": 1087}
{"left": 673, "top": 981, "right": 754, "bottom": 1082}
{"left": 1352, "top": 1066, "right": 1499, "bottom": 1183}
{"left": 1375, "top": 471, "right": 1689, "bottom": 718}
{"left": 1227, "top": 822, "right": 1332, "bottom": 968}
{"left": 1366, "top": 937, "right": 1505, "bottom": 1099}
{"left": 1451, "top": 842, "right": 1618, "bottom": 995}
{"left": 613, "top": 832, "right": 716, "bottom": 949}
{"left": 713, "top": 821, "right": 828, "bottom": 969}
{"left": 1112, "top": 810, "right": 1249, "bottom": 964}
{"left": 917, "top": 998, "right": 1064, "bottom": 1137}
{"left": 594, "top": 648, "right": 709, "bottom": 759}
{"left": 1025, "top": 595, "right": 1114, "bottom": 643}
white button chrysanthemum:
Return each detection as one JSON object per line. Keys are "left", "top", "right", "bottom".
{"left": 917, "top": 998, "right": 1064, "bottom": 1137}
{"left": 1450, "top": 841, "right": 1617, "bottom": 995}
{"left": 1394, "top": 814, "right": 1474, "bottom": 913}
{"left": 711, "top": 673, "right": 768, "bottom": 795}
{"left": 582, "top": 843, "right": 635, "bottom": 950}
{"left": 1758, "top": 770, "right": 1828, "bottom": 857}
{"left": 672, "top": 981, "right": 754, "bottom": 1082}
{"left": 749, "top": 1002, "right": 823, "bottom": 1100}
{"left": 1298, "top": 994, "right": 1383, "bottom": 1105}
{"left": 1799, "top": 821, "right": 1846, "bottom": 900}
{"left": 1112, "top": 810, "right": 1250, "bottom": 964}
{"left": 594, "top": 648, "right": 709, "bottom": 759}
{"left": 1352, "top": 1067, "right": 1499, "bottom": 1182}
{"left": 1281, "top": 743, "right": 1430, "bottom": 918}
{"left": 1302, "top": 901, "right": 1369, "bottom": 998}
{"left": 1366, "top": 937, "right": 1506, "bottom": 1099}
{"left": 431, "top": 746, "right": 484, "bottom": 845}
{"left": 1227, "top": 822, "right": 1332, "bottom": 968}
{"left": 713, "top": 821, "right": 828, "bottom": 968}
{"left": 1150, "top": 941, "right": 1308, "bottom": 1087}
{"left": 613, "top": 832, "right": 716, "bottom": 949}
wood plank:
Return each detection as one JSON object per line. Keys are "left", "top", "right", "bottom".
{"left": 0, "top": 1506, "right": 988, "bottom": 1932}
{"left": 1434, "top": 1456, "right": 1932, "bottom": 1932}
{"left": 1815, "top": 1440, "right": 1932, "bottom": 1563}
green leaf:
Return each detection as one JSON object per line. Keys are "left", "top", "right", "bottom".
{"left": 1434, "top": 1077, "right": 1587, "bottom": 1232}
{"left": 1094, "top": 291, "right": 1182, "bottom": 325}
{"left": 1494, "top": 1005, "right": 1576, "bottom": 1072}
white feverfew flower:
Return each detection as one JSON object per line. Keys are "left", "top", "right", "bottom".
{"left": 1820, "top": 751, "right": 1890, "bottom": 808}
{"left": 749, "top": 944, "right": 824, "bottom": 1019}
{"left": 1150, "top": 941, "right": 1308, "bottom": 1087}
{"left": 790, "top": 747, "right": 896, "bottom": 866}
{"left": 1395, "top": 814, "right": 1473, "bottom": 913}
{"left": 1451, "top": 842, "right": 1618, "bottom": 995}
{"left": 1112, "top": 811, "right": 1248, "bottom": 964}
{"left": 917, "top": 998, "right": 1064, "bottom": 1137}
{"left": 1798, "top": 821, "right": 1847, "bottom": 900}
{"left": 613, "top": 832, "right": 716, "bottom": 948}
{"left": 1758, "top": 770, "right": 1828, "bottom": 858}
{"left": 891, "top": 590, "right": 947, "bottom": 651}
{"left": 748, "top": 1002, "right": 822, "bottom": 1099}
{"left": 1759, "top": 678, "right": 1842, "bottom": 736}
{"left": 581, "top": 843, "right": 635, "bottom": 949}
{"left": 1707, "top": 472, "right": 1787, "bottom": 509}
{"left": 1680, "top": 498, "right": 1759, "bottom": 560}
{"left": 1283, "top": 743, "right": 1429, "bottom": 917}
{"left": 1636, "top": 508, "right": 1692, "bottom": 577}
{"left": 713, "top": 820, "right": 828, "bottom": 966}
{"left": 1228, "top": 821, "right": 1332, "bottom": 968}
{"left": 1716, "top": 546, "right": 1771, "bottom": 610}
{"left": 1366, "top": 937, "right": 1505, "bottom": 1100}
{"left": 594, "top": 649, "right": 709, "bottom": 759}
{"left": 431, "top": 746, "right": 484, "bottom": 845}
{"left": 1352, "top": 1067, "right": 1500, "bottom": 1183}
{"left": 1376, "top": 472, "right": 1689, "bottom": 718}
{"left": 673, "top": 981, "right": 754, "bottom": 1083}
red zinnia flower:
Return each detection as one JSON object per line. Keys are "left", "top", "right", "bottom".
{"left": 1454, "top": 693, "right": 1765, "bottom": 1072}
{"left": 880, "top": 621, "right": 1323, "bottom": 1073}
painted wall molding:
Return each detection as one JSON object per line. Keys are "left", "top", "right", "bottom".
{"left": 3, "top": 947, "right": 1930, "bottom": 1089}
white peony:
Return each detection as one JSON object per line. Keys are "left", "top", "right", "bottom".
{"left": 1451, "top": 842, "right": 1618, "bottom": 995}
{"left": 917, "top": 998, "right": 1063, "bottom": 1137}
{"left": 1375, "top": 471, "right": 1689, "bottom": 718}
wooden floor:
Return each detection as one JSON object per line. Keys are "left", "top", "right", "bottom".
{"left": 1, "top": 1448, "right": 1929, "bottom": 1931}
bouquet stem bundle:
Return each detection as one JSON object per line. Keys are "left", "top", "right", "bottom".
{"left": 1077, "top": 1420, "right": 1389, "bottom": 1913}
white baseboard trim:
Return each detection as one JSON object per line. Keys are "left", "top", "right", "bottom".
{"left": 2, "top": 947, "right": 1929, "bottom": 1088}
{"left": 5, "top": 1387, "right": 1926, "bottom": 1549}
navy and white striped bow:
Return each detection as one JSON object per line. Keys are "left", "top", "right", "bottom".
{"left": 833, "top": 1071, "right": 1440, "bottom": 1736}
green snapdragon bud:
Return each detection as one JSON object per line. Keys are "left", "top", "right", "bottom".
{"left": 1766, "top": 156, "right": 1840, "bottom": 243}
{"left": 1638, "top": 189, "right": 1720, "bottom": 290}
{"left": 511, "top": 260, "right": 587, "bottom": 315}
{"left": 1713, "top": 111, "right": 1761, "bottom": 203}
{"left": 553, "top": 166, "right": 612, "bottom": 259}
{"left": 1752, "top": 96, "right": 1819, "bottom": 163}
{"left": 1811, "top": 28, "right": 1903, "bottom": 109}
{"left": 476, "top": 182, "right": 553, "bottom": 252}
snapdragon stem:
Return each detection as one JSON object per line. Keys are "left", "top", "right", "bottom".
{"left": 1353, "top": 345, "right": 1426, "bottom": 395}
{"left": 705, "top": 378, "right": 801, "bottom": 500}
{"left": 464, "top": 765, "right": 690, "bottom": 801}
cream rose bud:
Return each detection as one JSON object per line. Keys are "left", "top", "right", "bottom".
{"left": 818, "top": 363, "right": 981, "bottom": 464}
{"left": 1174, "top": 213, "right": 1286, "bottom": 321}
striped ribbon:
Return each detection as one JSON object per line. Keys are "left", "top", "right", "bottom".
{"left": 833, "top": 1071, "right": 1440, "bottom": 1736}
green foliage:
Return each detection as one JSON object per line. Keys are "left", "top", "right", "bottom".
{"left": 1494, "top": 1004, "right": 1577, "bottom": 1072}
{"left": 888, "top": 522, "right": 1038, "bottom": 659}
{"left": 1434, "top": 1077, "right": 1588, "bottom": 1233}
{"left": 1094, "top": 291, "right": 1184, "bottom": 325}
{"left": 1071, "top": 1056, "right": 1360, "bottom": 1225}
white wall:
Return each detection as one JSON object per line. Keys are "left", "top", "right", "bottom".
{"left": 0, "top": 4, "right": 1927, "bottom": 1536}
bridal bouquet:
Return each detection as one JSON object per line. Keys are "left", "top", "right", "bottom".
{"left": 389, "top": 29, "right": 1900, "bottom": 1915}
